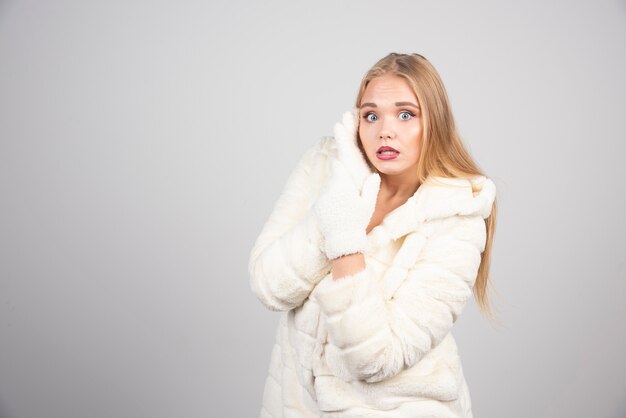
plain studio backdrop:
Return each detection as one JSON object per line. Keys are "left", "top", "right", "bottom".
{"left": 1, "top": 0, "right": 625, "bottom": 417}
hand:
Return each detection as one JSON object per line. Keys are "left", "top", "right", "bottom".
{"left": 334, "top": 109, "right": 373, "bottom": 191}
{"left": 313, "top": 159, "right": 381, "bottom": 260}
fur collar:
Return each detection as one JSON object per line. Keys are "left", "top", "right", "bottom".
{"left": 320, "top": 137, "right": 496, "bottom": 242}
{"left": 378, "top": 175, "right": 496, "bottom": 241}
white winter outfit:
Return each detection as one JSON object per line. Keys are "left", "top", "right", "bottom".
{"left": 249, "top": 136, "right": 496, "bottom": 418}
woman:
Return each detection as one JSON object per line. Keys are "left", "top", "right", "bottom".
{"left": 249, "top": 52, "right": 497, "bottom": 418}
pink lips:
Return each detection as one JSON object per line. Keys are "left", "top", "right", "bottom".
{"left": 376, "top": 146, "right": 399, "bottom": 160}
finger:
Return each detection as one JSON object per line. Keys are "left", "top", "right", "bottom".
{"left": 333, "top": 121, "right": 348, "bottom": 147}
{"left": 335, "top": 115, "right": 359, "bottom": 158}
{"left": 334, "top": 122, "right": 355, "bottom": 168}
{"left": 351, "top": 108, "right": 360, "bottom": 127}
{"left": 334, "top": 110, "right": 373, "bottom": 188}
{"left": 342, "top": 109, "right": 357, "bottom": 134}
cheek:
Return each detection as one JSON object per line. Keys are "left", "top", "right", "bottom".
{"left": 407, "top": 124, "right": 423, "bottom": 146}
{"left": 403, "top": 124, "right": 423, "bottom": 159}
{"left": 407, "top": 121, "right": 422, "bottom": 137}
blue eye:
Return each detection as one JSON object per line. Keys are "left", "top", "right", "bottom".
{"left": 364, "top": 112, "right": 377, "bottom": 122}
{"left": 399, "top": 111, "right": 414, "bottom": 120}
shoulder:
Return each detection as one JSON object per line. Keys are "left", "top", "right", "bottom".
{"left": 413, "top": 175, "right": 497, "bottom": 222}
{"left": 415, "top": 175, "right": 495, "bottom": 251}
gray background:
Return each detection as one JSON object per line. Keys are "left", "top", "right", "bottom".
{"left": 1, "top": 0, "right": 625, "bottom": 417}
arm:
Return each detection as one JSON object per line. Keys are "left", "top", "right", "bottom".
{"left": 248, "top": 142, "right": 331, "bottom": 312}
{"left": 312, "top": 214, "right": 487, "bottom": 383}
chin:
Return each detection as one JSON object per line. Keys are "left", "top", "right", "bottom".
{"left": 372, "top": 160, "right": 420, "bottom": 177}
{"left": 365, "top": 156, "right": 395, "bottom": 174}
{"left": 373, "top": 166, "right": 405, "bottom": 176}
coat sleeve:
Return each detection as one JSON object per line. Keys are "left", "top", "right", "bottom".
{"left": 312, "top": 214, "right": 487, "bottom": 383}
{"left": 248, "top": 141, "right": 332, "bottom": 312}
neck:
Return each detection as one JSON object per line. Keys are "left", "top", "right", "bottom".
{"left": 379, "top": 171, "right": 421, "bottom": 200}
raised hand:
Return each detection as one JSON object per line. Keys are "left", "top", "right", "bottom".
{"left": 313, "top": 159, "right": 381, "bottom": 260}
{"left": 334, "top": 109, "right": 373, "bottom": 191}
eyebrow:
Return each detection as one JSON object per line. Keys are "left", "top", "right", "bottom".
{"left": 360, "top": 101, "right": 420, "bottom": 109}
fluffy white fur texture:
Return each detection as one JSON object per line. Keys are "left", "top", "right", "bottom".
{"left": 250, "top": 137, "right": 495, "bottom": 417}
{"left": 313, "top": 159, "right": 381, "bottom": 260}
{"left": 333, "top": 109, "right": 372, "bottom": 190}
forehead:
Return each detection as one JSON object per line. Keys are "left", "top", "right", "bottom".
{"left": 360, "top": 74, "right": 417, "bottom": 105}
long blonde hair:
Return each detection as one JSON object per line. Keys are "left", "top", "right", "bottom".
{"left": 355, "top": 52, "right": 499, "bottom": 321}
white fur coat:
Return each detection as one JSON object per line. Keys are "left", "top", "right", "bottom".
{"left": 249, "top": 137, "right": 496, "bottom": 418}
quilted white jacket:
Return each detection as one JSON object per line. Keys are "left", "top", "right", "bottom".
{"left": 249, "top": 137, "right": 496, "bottom": 418}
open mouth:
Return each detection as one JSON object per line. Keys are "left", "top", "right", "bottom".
{"left": 377, "top": 146, "right": 399, "bottom": 155}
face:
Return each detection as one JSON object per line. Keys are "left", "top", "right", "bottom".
{"left": 358, "top": 74, "right": 423, "bottom": 179}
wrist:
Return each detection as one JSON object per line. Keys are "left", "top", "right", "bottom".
{"left": 331, "top": 253, "right": 366, "bottom": 280}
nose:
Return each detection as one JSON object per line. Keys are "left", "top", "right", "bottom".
{"left": 378, "top": 118, "right": 395, "bottom": 140}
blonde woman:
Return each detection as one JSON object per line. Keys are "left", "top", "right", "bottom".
{"left": 249, "top": 52, "right": 497, "bottom": 418}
